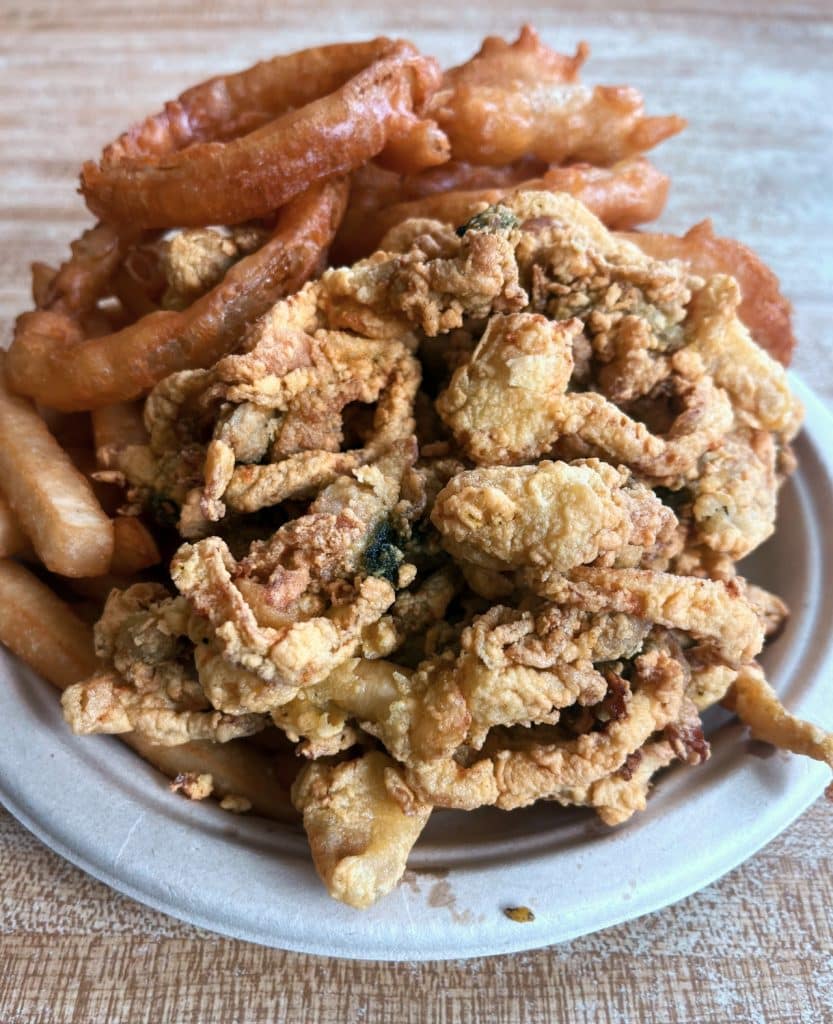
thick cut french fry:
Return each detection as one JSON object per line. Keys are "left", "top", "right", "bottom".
{"left": 110, "top": 516, "right": 161, "bottom": 575}
{"left": 0, "top": 496, "right": 28, "bottom": 557}
{"left": 0, "top": 559, "right": 297, "bottom": 821}
{"left": 0, "top": 559, "right": 99, "bottom": 687}
{"left": 123, "top": 736, "right": 299, "bottom": 822}
{"left": 0, "top": 363, "right": 114, "bottom": 577}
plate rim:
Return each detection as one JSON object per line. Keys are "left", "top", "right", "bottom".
{"left": 0, "top": 373, "right": 831, "bottom": 962}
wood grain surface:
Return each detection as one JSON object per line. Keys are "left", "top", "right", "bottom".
{"left": 1, "top": 2, "right": 832, "bottom": 1022}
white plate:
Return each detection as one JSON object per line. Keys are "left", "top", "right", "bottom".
{"left": 1, "top": 375, "right": 832, "bottom": 961}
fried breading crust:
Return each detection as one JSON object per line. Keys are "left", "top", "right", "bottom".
{"left": 62, "top": 188, "right": 810, "bottom": 910}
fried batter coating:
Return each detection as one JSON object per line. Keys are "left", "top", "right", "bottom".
{"left": 437, "top": 308, "right": 732, "bottom": 481}
{"left": 61, "top": 669, "right": 265, "bottom": 745}
{"left": 684, "top": 276, "right": 802, "bottom": 440}
{"left": 726, "top": 665, "right": 833, "bottom": 787}
{"left": 431, "top": 26, "right": 683, "bottom": 167}
{"left": 169, "top": 771, "right": 214, "bottom": 800}
{"left": 432, "top": 459, "right": 677, "bottom": 573}
{"left": 162, "top": 224, "right": 268, "bottom": 309}
{"left": 170, "top": 446, "right": 420, "bottom": 693}
{"left": 61, "top": 585, "right": 266, "bottom": 745}
{"left": 361, "top": 564, "right": 460, "bottom": 662}
{"left": 322, "top": 211, "right": 525, "bottom": 337}
{"left": 436, "top": 312, "right": 580, "bottom": 464}
{"left": 61, "top": 178, "right": 807, "bottom": 906}
{"left": 292, "top": 750, "right": 432, "bottom": 909}
{"left": 588, "top": 738, "right": 677, "bottom": 825}
{"left": 173, "top": 532, "right": 394, "bottom": 689}
{"left": 744, "top": 584, "right": 789, "bottom": 640}
{"left": 688, "top": 430, "right": 779, "bottom": 559}
{"left": 528, "top": 566, "right": 764, "bottom": 666}
{"left": 410, "top": 638, "right": 686, "bottom": 811}
{"left": 686, "top": 660, "right": 737, "bottom": 711}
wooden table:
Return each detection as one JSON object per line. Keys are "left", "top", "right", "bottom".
{"left": 1, "top": 2, "right": 832, "bottom": 1021}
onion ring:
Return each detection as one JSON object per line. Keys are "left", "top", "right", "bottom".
{"left": 33, "top": 222, "right": 126, "bottom": 318}
{"left": 342, "top": 157, "right": 669, "bottom": 261}
{"left": 81, "top": 41, "right": 445, "bottom": 228}
{"left": 7, "top": 178, "right": 349, "bottom": 411}
{"left": 333, "top": 158, "right": 546, "bottom": 264}
{"left": 100, "top": 39, "right": 418, "bottom": 161}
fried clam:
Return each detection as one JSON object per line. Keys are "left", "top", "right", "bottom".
{"left": 81, "top": 40, "right": 446, "bottom": 229}
{"left": 160, "top": 223, "right": 270, "bottom": 310}
{"left": 429, "top": 25, "right": 684, "bottom": 167}
{"left": 724, "top": 665, "right": 833, "bottom": 793}
{"left": 528, "top": 567, "right": 764, "bottom": 668}
{"left": 107, "top": 223, "right": 271, "bottom": 321}
{"left": 292, "top": 749, "right": 432, "bottom": 909}
{"left": 684, "top": 429, "right": 781, "bottom": 560}
{"left": 621, "top": 220, "right": 796, "bottom": 366}
{"left": 682, "top": 274, "right": 802, "bottom": 441}
{"left": 61, "top": 584, "right": 268, "bottom": 746}
{"left": 431, "top": 459, "right": 679, "bottom": 576}
{"left": 109, "top": 275, "right": 422, "bottom": 536}
{"left": 436, "top": 310, "right": 732, "bottom": 481}
{"left": 169, "top": 443, "right": 424, "bottom": 694}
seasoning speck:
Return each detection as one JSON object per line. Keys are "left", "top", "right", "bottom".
{"left": 503, "top": 905, "right": 535, "bottom": 923}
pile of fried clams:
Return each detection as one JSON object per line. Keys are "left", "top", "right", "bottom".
{"left": 60, "top": 190, "right": 821, "bottom": 909}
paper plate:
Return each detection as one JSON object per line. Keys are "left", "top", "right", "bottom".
{"left": 1, "top": 375, "right": 831, "bottom": 961}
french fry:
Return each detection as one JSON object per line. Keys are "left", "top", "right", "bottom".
{"left": 0, "top": 559, "right": 99, "bottom": 687}
{"left": 0, "top": 559, "right": 297, "bottom": 822}
{"left": 0, "top": 361, "right": 114, "bottom": 577}
{"left": 124, "top": 736, "right": 299, "bottom": 823}
{"left": 0, "top": 496, "right": 28, "bottom": 557}
{"left": 110, "top": 515, "right": 161, "bottom": 575}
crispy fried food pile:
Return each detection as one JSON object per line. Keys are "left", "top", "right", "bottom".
{"left": 59, "top": 190, "right": 816, "bottom": 908}
{"left": 2, "top": 27, "right": 823, "bottom": 911}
